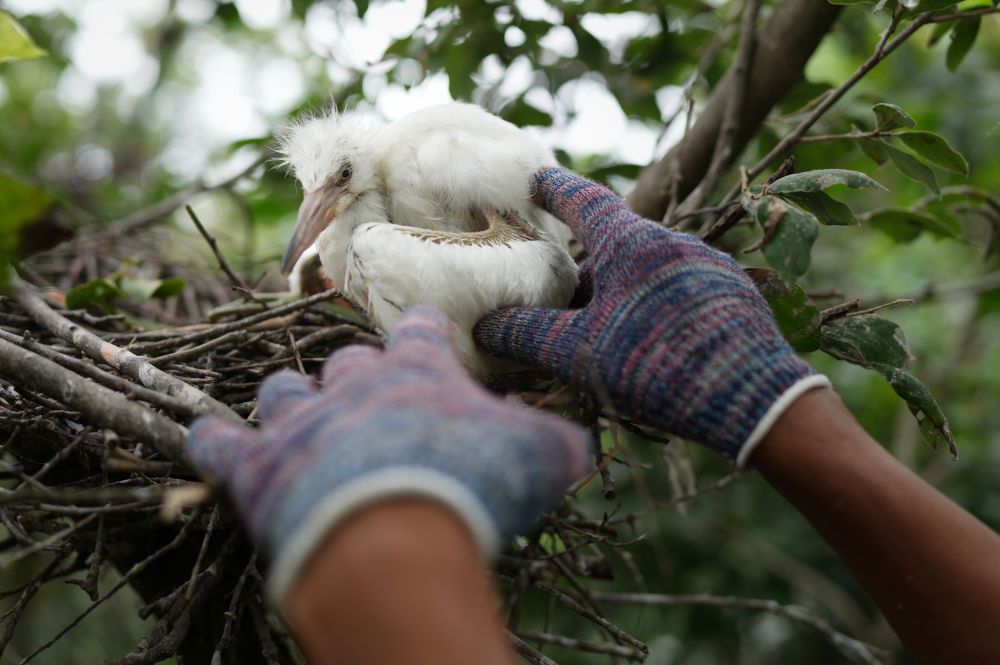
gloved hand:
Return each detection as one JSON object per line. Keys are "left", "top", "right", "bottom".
{"left": 474, "top": 167, "right": 829, "bottom": 465}
{"left": 186, "top": 307, "right": 590, "bottom": 605}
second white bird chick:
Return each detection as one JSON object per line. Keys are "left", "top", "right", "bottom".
{"left": 278, "top": 102, "right": 578, "bottom": 372}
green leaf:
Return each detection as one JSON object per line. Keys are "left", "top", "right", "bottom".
{"left": 0, "top": 12, "right": 46, "bottom": 63}
{"left": 443, "top": 36, "right": 475, "bottom": 100}
{"left": 777, "top": 191, "right": 858, "bottom": 226}
{"left": 226, "top": 135, "right": 271, "bottom": 153}
{"left": 502, "top": 98, "right": 553, "bottom": 127}
{"left": 896, "top": 131, "right": 969, "bottom": 176}
{"left": 768, "top": 169, "right": 886, "bottom": 195}
{"left": 743, "top": 195, "right": 819, "bottom": 283}
{"left": 65, "top": 278, "right": 126, "bottom": 314}
{"left": 820, "top": 315, "right": 912, "bottom": 369}
{"left": 0, "top": 173, "right": 53, "bottom": 291}
{"left": 865, "top": 207, "right": 960, "bottom": 242}
{"left": 885, "top": 144, "right": 939, "bottom": 194}
{"left": 152, "top": 276, "right": 187, "bottom": 298}
{"left": 859, "top": 137, "right": 890, "bottom": 165}
{"left": 872, "top": 103, "right": 916, "bottom": 131}
{"left": 872, "top": 363, "right": 956, "bottom": 458}
{"left": 538, "top": 532, "right": 566, "bottom": 554}
{"left": 746, "top": 268, "right": 821, "bottom": 352}
{"left": 354, "top": 0, "right": 370, "bottom": 18}
{"left": 118, "top": 275, "right": 188, "bottom": 303}
{"left": 910, "top": 0, "right": 959, "bottom": 12}
{"left": 928, "top": 21, "right": 953, "bottom": 47}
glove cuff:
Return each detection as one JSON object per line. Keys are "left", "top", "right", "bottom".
{"left": 735, "top": 373, "right": 832, "bottom": 468}
{"left": 265, "top": 467, "right": 500, "bottom": 606}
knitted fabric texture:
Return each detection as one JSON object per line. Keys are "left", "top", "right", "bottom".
{"left": 475, "top": 167, "right": 824, "bottom": 461}
{"left": 186, "top": 307, "right": 591, "bottom": 603}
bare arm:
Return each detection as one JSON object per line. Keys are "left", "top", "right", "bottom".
{"left": 286, "top": 500, "right": 514, "bottom": 665}
{"left": 754, "top": 387, "right": 1000, "bottom": 663}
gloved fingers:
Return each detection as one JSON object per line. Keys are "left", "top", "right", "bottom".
{"left": 321, "top": 344, "right": 384, "bottom": 387}
{"left": 568, "top": 256, "right": 594, "bottom": 309}
{"left": 530, "top": 167, "right": 638, "bottom": 258}
{"left": 257, "top": 370, "right": 319, "bottom": 423}
{"left": 473, "top": 306, "right": 580, "bottom": 371}
{"left": 386, "top": 306, "right": 463, "bottom": 373}
{"left": 185, "top": 416, "right": 253, "bottom": 480}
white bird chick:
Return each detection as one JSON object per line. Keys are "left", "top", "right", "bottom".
{"left": 278, "top": 102, "right": 578, "bottom": 372}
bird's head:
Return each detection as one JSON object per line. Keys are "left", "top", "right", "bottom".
{"left": 277, "top": 109, "right": 384, "bottom": 275}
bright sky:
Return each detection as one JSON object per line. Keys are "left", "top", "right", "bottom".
{"left": 4, "top": 0, "right": 689, "bottom": 182}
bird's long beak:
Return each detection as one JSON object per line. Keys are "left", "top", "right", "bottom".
{"left": 281, "top": 182, "right": 346, "bottom": 276}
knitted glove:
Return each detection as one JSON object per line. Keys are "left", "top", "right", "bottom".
{"left": 186, "top": 307, "right": 590, "bottom": 604}
{"left": 474, "top": 167, "right": 830, "bottom": 465}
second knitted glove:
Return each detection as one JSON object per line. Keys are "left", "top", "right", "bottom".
{"left": 474, "top": 167, "right": 829, "bottom": 465}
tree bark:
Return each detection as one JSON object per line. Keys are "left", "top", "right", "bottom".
{"left": 626, "top": 0, "right": 842, "bottom": 220}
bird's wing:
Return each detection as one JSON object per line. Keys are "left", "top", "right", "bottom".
{"left": 345, "top": 209, "right": 577, "bottom": 338}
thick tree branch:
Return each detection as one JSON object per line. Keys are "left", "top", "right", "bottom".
{"left": 681, "top": 0, "right": 762, "bottom": 221}
{"left": 11, "top": 275, "right": 239, "bottom": 421}
{"left": 627, "top": 0, "right": 841, "bottom": 219}
{"left": 0, "top": 337, "right": 187, "bottom": 462}
{"left": 717, "top": 11, "right": 934, "bottom": 206}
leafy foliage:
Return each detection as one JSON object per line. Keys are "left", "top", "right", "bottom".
{"left": 0, "top": 173, "right": 51, "bottom": 289}
{"left": 0, "top": 1, "right": 997, "bottom": 663}
{"left": 0, "top": 11, "right": 45, "bottom": 63}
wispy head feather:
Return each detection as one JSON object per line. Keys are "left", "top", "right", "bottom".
{"left": 276, "top": 105, "right": 385, "bottom": 191}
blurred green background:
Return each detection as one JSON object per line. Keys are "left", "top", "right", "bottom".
{"left": 1, "top": 0, "right": 998, "bottom": 663}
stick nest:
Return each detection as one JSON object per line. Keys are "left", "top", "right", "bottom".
{"left": 0, "top": 228, "right": 665, "bottom": 665}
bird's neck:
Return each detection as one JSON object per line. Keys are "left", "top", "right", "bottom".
{"left": 316, "top": 188, "right": 388, "bottom": 289}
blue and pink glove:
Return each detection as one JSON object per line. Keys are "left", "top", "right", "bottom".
{"left": 474, "top": 167, "right": 830, "bottom": 465}
{"left": 186, "top": 308, "right": 590, "bottom": 604}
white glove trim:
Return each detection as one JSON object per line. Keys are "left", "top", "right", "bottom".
{"left": 736, "top": 374, "right": 832, "bottom": 468}
{"left": 266, "top": 467, "right": 500, "bottom": 606}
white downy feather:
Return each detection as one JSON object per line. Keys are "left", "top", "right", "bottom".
{"left": 280, "top": 102, "right": 578, "bottom": 370}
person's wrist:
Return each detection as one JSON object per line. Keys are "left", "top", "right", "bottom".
{"left": 287, "top": 499, "right": 483, "bottom": 615}
{"left": 748, "top": 386, "right": 854, "bottom": 470}
{"left": 286, "top": 499, "right": 513, "bottom": 665}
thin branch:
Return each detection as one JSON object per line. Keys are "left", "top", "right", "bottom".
{"left": 212, "top": 551, "right": 258, "bottom": 662}
{"left": 518, "top": 630, "right": 646, "bottom": 661}
{"left": 17, "top": 508, "right": 202, "bottom": 664}
{"left": 717, "top": 12, "right": 934, "bottom": 208}
{"left": 508, "top": 632, "right": 560, "bottom": 665}
{"left": 0, "top": 329, "right": 199, "bottom": 419}
{"left": 928, "top": 6, "right": 1000, "bottom": 22}
{"left": 590, "top": 591, "right": 889, "bottom": 665}
{"left": 11, "top": 275, "right": 239, "bottom": 421}
{"left": 848, "top": 298, "right": 914, "bottom": 318}
{"left": 701, "top": 156, "right": 796, "bottom": 244}
{"left": 128, "top": 287, "right": 348, "bottom": 354}
{"left": 628, "top": 0, "right": 842, "bottom": 219}
{"left": 113, "top": 154, "right": 266, "bottom": 235}
{"left": 185, "top": 205, "right": 250, "bottom": 293}
{"left": 0, "top": 513, "right": 98, "bottom": 572}
{"left": 0, "top": 337, "right": 188, "bottom": 463}
{"left": 534, "top": 583, "right": 648, "bottom": 655}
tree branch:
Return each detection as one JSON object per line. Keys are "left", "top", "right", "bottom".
{"left": 11, "top": 275, "right": 239, "bottom": 421}
{"left": 590, "top": 591, "right": 889, "bottom": 665}
{"left": 681, "top": 0, "right": 762, "bottom": 220}
{"left": 0, "top": 337, "right": 188, "bottom": 462}
{"left": 716, "top": 11, "right": 934, "bottom": 207}
{"left": 627, "top": 0, "right": 842, "bottom": 219}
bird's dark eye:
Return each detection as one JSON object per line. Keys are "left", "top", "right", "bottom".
{"left": 339, "top": 165, "right": 352, "bottom": 181}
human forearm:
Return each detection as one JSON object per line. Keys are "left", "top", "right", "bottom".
{"left": 286, "top": 500, "right": 515, "bottom": 665}
{"left": 753, "top": 388, "right": 1000, "bottom": 663}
